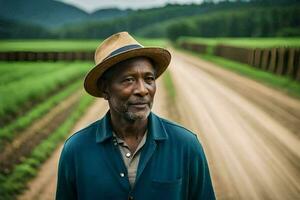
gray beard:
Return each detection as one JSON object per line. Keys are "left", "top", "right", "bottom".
{"left": 124, "top": 109, "right": 151, "bottom": 121}
{"left": 124, "top": 102, "right": 153, "bottom": 121}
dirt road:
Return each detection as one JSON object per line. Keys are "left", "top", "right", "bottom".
{"left": 169, "top": 49, "right": 300, "bottom": 199}
{"left": 18, "top": 49, "right": 300, "bottom": 200}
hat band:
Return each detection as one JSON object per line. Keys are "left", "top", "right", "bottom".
{"left": 104, "top": 44, "right": 142, "bottom": 61}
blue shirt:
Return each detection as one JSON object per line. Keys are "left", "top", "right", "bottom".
{"left": 56, "top": 112, "right": 216, "bottom": 200}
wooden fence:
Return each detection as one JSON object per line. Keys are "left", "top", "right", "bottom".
{"left": 179, "top": 41, "right": 300, "bottom": 81}
{"left": 0, "top": 51, "right": 94, "bottom": 61}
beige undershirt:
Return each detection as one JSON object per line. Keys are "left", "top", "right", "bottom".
{"left": 113, "top": 131, "right": 147, "bottom": 188}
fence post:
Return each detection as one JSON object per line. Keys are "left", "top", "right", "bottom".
{"left": 254, "top": 49, "right": 262, "bottom": 68}
{"left": 295, "top": 49, "right": 300, "bottom": 81}
{"left": 276, "top": 48, "right": 286, "bottom": 75}
{"left": 261, "top": 49, "right": 270, "bottom": 70}
{"left": 268, "top": 48, "right": 277, "bottom": 73}
{"left": 248, "top": 49, "right": 255, "bottom": 66}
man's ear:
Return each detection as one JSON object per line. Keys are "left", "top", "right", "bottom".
{"left": 98, "top": 79, "right": 110, "bottom": 100}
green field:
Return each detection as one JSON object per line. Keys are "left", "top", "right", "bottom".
{"left": 0, "top": 38, "right": 169, "bottom": 52}
{"left": 177, "top": 37, "right": 300, "bottom": 49}
{"left": 0, "top": 62, "right": 91, "bottom": 120}
{"left": 0, "top": 60, "right": 95, "bottom": 199}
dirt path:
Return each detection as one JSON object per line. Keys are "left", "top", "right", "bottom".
{"left": 169, "top": 49, "right": 300, "bottom": 200}
{"left": 17, "top": 80, "right": 169, "bottom": 200}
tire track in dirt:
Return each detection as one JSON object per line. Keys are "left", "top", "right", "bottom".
{"left": 169, "top": 49, "right": 300, "bottom": 200}
{"left": 17, "top": 80, "right": 169, "bottom": 200}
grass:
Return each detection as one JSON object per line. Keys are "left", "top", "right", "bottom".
{"left": 0, "top": 38, "right": 169, "bottom": 52}
{"left": 0, "top": 61, "right": 92, "bottom": 119}
{"left": 0, "top": 40, "right": 101, "bottom": 52}
{"left": 0, "top": 80, "right": 81, "bottom": 148}
{"left": 178, "top": 37, "right": 300, "bottom": 49}
{"left": 0, "top": 62, "right": 66, "bottom": 85}
{"left": 0, "top": 94, "right": 94, "bottom": 200}
{"left": 176, "top": 47, "right": 300, "bottom": 99}
{"left": 162, "top": 70, "right": 176, "bottom": 101}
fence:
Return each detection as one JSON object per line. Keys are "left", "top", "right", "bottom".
{"left": 179, "top": 41, "right": 300, "bottom": 81}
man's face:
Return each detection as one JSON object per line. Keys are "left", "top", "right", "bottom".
{"left": 104, "top": 57, "right": 156, "bottom": 121}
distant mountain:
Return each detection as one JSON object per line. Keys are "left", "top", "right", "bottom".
{"left": 89, "top": 8, "right": 132, "bottom": 21}
{"left": 0, "top": 0, "right": 89, "bottom": 28}
{"left": 0, "top": 17, "right": 54, "bottom": 38}
{"left": 1, "top": 0, "right": 299, "bottom": 39}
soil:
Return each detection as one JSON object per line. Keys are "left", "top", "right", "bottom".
{"left": 0, "top": 90, "right": 82, "bottom": 174}
{"left": 169, "top": 49, "right": 300, "bottom": 200}
{"left": 17, "top": 49, "right": 300, "bottom": 200}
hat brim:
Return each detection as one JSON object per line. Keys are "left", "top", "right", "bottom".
{"left": 84, "top": 47, "right": 171, "bottom": 97}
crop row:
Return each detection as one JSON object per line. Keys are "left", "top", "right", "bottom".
{"left": 0, "top": 80, "right": 81, "bottom": 148}
{"left": 0, "top": 62, "right": 91, "bottom": 123}
{"left": 0, "top": 62, "right": 64, "bottom": 85}
{"left": 0, "top": 94, "right": 93, "bottom": 199}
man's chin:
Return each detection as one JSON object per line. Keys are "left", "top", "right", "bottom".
{"left": 125, "top": 109, "right": 151, "bottom": 121}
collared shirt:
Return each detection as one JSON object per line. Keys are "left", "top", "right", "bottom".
{"left": 113, "top": 131, "right": 147, "bottom": 188}
{"left": 56, "top": 112, "right": 216, "bottom": 200}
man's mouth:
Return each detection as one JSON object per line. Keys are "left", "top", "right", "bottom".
{"left": 129, "top": 102, "right": 149, "bottom": 108}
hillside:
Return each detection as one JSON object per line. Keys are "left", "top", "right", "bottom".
{"left": 1, "top": 0, "right": 299, "bottom": 39}
{"left": 0, "top": 0, "right": 89, "bottom": 28}
{"left": 0, "top": 0, "right": 130, "bottom": 28}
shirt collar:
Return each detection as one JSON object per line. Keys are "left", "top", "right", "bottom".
{"left": 96, "top": 111, "right": 168, "bottom": 143}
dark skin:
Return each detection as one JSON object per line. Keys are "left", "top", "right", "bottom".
{"left": 102, "top": 57, "right": 156, "bottom": 153}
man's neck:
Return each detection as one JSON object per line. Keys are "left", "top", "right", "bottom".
{"left": 109, "top": 111, "right": 148, "bottom": 140}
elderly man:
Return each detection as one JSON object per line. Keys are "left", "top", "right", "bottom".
{"left": 56, "top": 32, "right": 215, "bottom": 200}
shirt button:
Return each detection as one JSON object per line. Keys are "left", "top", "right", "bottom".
{"left": 120, "top": 173, "right": 125, "bottom": 177}
{"left": 125, "top": 152, "right": 131, "bottom": 158}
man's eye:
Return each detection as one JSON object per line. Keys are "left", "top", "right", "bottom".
{"left": 123, "top": 78, "right": 134, "bottom": 83}
{"left": 146, "top": 76, "right": 155, "bottom": 81}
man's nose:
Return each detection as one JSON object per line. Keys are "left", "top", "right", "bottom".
{"left": 134, "top": 79, "right": 148, "bottom": 96}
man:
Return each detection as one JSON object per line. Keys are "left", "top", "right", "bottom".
{"left": 56, "top": 32, "right": 215, "bottom": 200}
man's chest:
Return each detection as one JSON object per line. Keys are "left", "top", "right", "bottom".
{"left": 74, "top": 141, "right": 187, "bottom": 200}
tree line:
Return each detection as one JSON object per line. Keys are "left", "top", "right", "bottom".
{"left": 0, "top": 0, "right": 299, "bottom": 39}
{"left": 166, "top": 6, "right": 300, "bottom": 41}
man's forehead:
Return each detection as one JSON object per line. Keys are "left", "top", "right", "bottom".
{"left": 113, "top": 57, "right": 155, "bottom": 75}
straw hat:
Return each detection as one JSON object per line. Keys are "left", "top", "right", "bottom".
{"left": 84, "top": 31, "right": 171, "bottom": 97}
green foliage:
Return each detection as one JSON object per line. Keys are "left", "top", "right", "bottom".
{"left": 0, "top": 39, "right": 168, "bottom": 52}
{"left": 0, "top": 80, "right": 81, "bottom": 147}
{"left": 166, "top": 6, "right": 300, "bottom": 40}
{"left": 0, "top": 62, "right": 91, "bottom": 120}
{"left": 1, "top": 0, "right": 299, "bottom": 39}
{"left": 177, "top": 37, "right": 300, "bottom": 49}
{"left": 162, "top": 70, "right": 176, "bottom": 101}
{"left": 0, "top": 18, "right": 54, "bottom": 39}
{"left": 0, "top": 94, "right": 93, "bottom": 199}
{"left": 0, "top": 0, "right": 89, "bottom": 28}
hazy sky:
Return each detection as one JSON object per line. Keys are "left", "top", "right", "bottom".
{"left": 59, "top": 0, "right": 205, "bottom": 12}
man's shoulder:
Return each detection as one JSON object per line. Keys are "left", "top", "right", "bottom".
{"left": 157, "top": 115, "right": 199, "bottom": 143}
{"left": 158, "top": 116, "right": 206, "bottom": 156}
{"left": 64, "top": 119, "right": 100, "bottom": 149}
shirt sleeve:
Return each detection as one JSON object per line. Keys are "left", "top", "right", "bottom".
{"left": 189, "top": 135, "right": 216, "bottom": 200}
{"left": 56, "top": 142, "right": 77, "bottom": 200}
